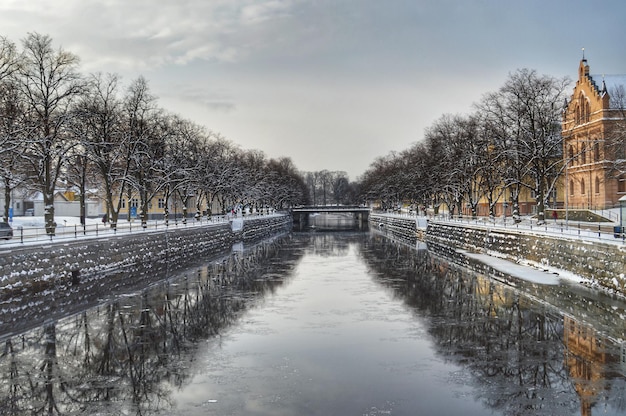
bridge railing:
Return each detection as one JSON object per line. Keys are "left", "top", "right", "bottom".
{"left": 292, "top": 206, "right": 370, "bottom": 212}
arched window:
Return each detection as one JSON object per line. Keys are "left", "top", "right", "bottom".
{"left": 568, "top": 145, "right": 574, "bottom": 161}
{"left": 594, "top": 142, "right": 600, "bottom": 161}
{"left": 595, "top": 176, "right": 600, "bottom": 194}
{"left": 585, "top": 101, "right": 591, "bottom": 122}
{"left": 581, "top": 143, "right": 587, "bottom": 164}
{"left": 575, "top": 105, "right": 581, "bottom": 124}
{"left": 581, "top": 179, "right": 586, "bottom": 195}
{"left": 569, "top": 180, "right": 575, "bottom": 196}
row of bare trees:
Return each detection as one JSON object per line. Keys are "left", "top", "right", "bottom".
{"left": 303, "top": 170, "right": 358, "bottom": 206}
{"left": 361, "top": 68, "right": 626, "bottom": 223}
{"left": 0, "top": 33, "right": 308, "bottom": 233}
{"left": 359, "top": 69, "right": 574, "bottom": 223}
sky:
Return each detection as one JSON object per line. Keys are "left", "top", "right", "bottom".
{"left": 1, "top": 0, "right": 626, "bottom": 180}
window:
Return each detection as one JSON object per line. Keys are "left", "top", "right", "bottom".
{"left": 570, "top": 180, "right": 575, "bottom": 196}
{"left": 581, "top": 143, "right": 587, "bottom": 164}
{"left": 581, "top": 179, "right": 586, "bottom": 195}
{"left": 568, "top": 145, "right": 574, "bottom": 161}
{"left": 619, "top": 177, "right": 626, "bottom": 193}
{"left": 595, "top": 176, "right": 600, "bottom": 194}
{"left": 121, "top": 199, "right": 126, "bottom": 209}
{"left": 594, "top": 142, "right": 600, "bottom": 161}
{"left": 158, "top": 198, "right": 165, "bottom": 209}
{"left": 131, "top": 198, "right": 139, "bottom": 208}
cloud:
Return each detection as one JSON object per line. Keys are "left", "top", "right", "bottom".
{"left": 0, "top": 0, "right": 302, "bottom": 72}
{"left": 2, "top": 0, "right": 626, "bottom": 179}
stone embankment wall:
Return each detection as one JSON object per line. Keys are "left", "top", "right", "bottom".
{"left": 370, "top": 214, "right": 427, "bottom": 241}
{"left": 369, "top": 213, "right": 626, "bottom": 294}
{"left": 0, "top": 215, "right": 292, "bottom": 293}
{"left": 426, "top": 221, "right": 626, "bottom": 292}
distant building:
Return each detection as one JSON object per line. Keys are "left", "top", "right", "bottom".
{"left": 562, "top": 56, "right": 626, "bottom": 210}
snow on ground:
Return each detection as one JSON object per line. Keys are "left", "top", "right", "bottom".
{"left": 460, "top": 250, "right": 576, "bottom": 286}
{"left": 1, "top": 214, "right": 232, "bottom": 248}
{"left": 10, "top": 216, "right": 103, "bottom": 229}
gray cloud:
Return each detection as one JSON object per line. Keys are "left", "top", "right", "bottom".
{"left": 2, "top": 0, "right": 626, "bottom": 178}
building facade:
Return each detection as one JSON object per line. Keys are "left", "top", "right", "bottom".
{"left": 562, "top": 57, "right": 626, "bottom": 210}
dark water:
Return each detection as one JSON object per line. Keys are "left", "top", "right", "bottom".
{"left": 2, "top": 231, "right": 626, "bottom": 415}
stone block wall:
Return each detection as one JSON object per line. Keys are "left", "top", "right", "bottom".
{"left": 369, "top": 214, "right": 422, "bottom": 242}
{"left": 0, "top": 215, "right": 292, "bottom": 294}
{"left": 426, "top": 221, "right": 626, "bottom": 293}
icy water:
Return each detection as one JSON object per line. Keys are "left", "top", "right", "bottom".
{"left": 2, "top": 231, "right": 626, "bottom": 415}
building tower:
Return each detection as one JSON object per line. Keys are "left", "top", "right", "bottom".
{"left": 562, "top": 55, "right": 626, "bottom": 210}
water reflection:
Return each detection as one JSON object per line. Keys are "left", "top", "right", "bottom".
{"left": 308, "top": 212, "right": 363, "bottom": 231}
{"left": 0, "top": 236, "right": 307, "bottom": 415}
{"left": 362, "top": 233, "right": 626, "bottom": 416}
{"left": 1, "top": 232, "right": 626, "bottom": 415}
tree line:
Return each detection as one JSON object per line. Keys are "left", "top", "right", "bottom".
{"left": 0, "top": 33, "right": 310, "bottom": 233}
{"left": 358, "top": 67, "right": 626, "bottom": 223}
{"left": 358, "top": 69, "right": 573, "bottom": 223}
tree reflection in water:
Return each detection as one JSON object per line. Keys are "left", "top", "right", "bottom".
{"left": 1, "top": 232, "right": 626, "bottom": 415}
{"left": 0, "top": 235, "right": 307, "bottom": 415}
{"left": 361, "top": 232, "right": 626, "bottom": 416}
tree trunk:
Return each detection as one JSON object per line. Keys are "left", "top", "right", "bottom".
{"left": 80, "top": 164, "right": 86, "bottom": 226}
{"left": 2, "top": 178, "right": 10, "bottom": 223}
{"left": 536, "top": 185, "right": 546, "bottom": 224}
{"left": 140, "top": 188, "right": 148, "bottom": 228}
{"left": 44, "top": 154, "right": 56, "bottom": 235}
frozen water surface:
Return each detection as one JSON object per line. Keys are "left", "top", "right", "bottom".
{"left": 1, "top": 232, "right": 626, "bottom": 415}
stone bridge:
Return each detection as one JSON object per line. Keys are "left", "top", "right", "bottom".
{"left": 291, "top": 206, "right": 370, "bottom": 229}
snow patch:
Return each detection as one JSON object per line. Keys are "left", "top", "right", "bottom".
{"left": 462, "top": 251, "right": 565, "bottom": 285}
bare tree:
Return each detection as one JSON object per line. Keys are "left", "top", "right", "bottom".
{"left": 160, "top": 114, "right": 206, "bottom": 224}
{"left": 75, "top": 73, "right": 126, "bottom": 228}
{"left": 329, "top": 171, "right": 349, "bottom": 205}
{"left": 122, "top": 76, "right": 165, "bottom": 227}
{"left": 500, "top": 69, "right": 569, "bottom": 223}
{"left": 0, "top": 37, "right": 25, "bottom": 222}
{"left": 0, "top": 79, "right": 28, "bottom": 222}
{"left": 606, "top": 85, "right": 626, "bottom": 182}
{"left": 18, "top": 33, "right": 83, "bottom": 234}
{"left": 478, "top": 69, "right": 570, "bottom": 223}
{"left": 424, "top": 114, "right": 484, "bottom": 218}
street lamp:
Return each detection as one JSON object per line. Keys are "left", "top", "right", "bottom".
{"left": 619, "top": 195, "right": 626, "bottom": 239}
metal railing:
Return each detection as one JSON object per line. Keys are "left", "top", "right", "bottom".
{"left": 371, "top": 211, "right": 625, "bottom": 244}
{"left": 0, "top": 215, "right": 236, "bottom": 246}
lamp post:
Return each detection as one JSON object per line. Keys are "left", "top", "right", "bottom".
{"left": 619, "top": 195, "right": 626, "bottom": 240}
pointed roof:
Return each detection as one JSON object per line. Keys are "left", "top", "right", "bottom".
{"left": 590, "top": 73, "right": 626, "bottom": 108}
{"left": 575, "top": 54, "right": 626, "bottom": 109}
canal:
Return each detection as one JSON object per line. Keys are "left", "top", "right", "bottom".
{"left": 1, "top": 228, "right": 626, "bottom": 415}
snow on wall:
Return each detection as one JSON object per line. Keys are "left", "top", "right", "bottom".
{"left": 0, "top": 215, "right": 293, "bottom": 294}
{"left": 425, "top": 221, "right": 626, "bottom": 294}
{"left": 368, "top": 213, "right": 626, "bottom": 295}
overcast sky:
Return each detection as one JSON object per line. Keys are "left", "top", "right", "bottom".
{"left": 1, "top": 0, "right": 625, "bottom": 179}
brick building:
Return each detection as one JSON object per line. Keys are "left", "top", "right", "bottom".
{"left": 562, "top": 56, "right": 626, "bottom": 210}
